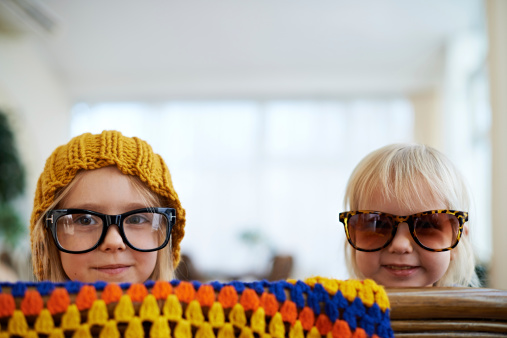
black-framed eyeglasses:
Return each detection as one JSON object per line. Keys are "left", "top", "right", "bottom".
{"left": 45, "top": 207, "right": 176, "bottom": 254}
{"left": 339, "top": 210, "right": 467, "bottom": 252}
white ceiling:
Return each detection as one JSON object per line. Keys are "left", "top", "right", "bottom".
{"left": 12, "top": 0, "right": 485, "bottom": 101}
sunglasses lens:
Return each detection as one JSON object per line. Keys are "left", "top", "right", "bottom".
{"left": 413, "top": 213, "right": 460, "bottom": 250}
{"left": 348, "top": 213, "right": 393, "bottom": 250}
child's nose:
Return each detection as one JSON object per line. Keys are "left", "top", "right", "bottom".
{"left": 99, "top": 224, "right": 127, "bottom": 252}
{"left": 388, "top": 223, "right": 414, "bottom": 254}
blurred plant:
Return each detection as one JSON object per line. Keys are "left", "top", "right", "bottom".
{"left": 0, "top": 111, "right": 26, "bottom": 247}
{"left": 239, "top": 229, "right": 264, "bottom": 245}
{"left": 239, "top": 228, "right": 275, "bottom": 256}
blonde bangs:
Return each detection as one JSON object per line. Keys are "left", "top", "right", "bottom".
{"left": 345, "top": 144, "right": 467, "bottom": 211}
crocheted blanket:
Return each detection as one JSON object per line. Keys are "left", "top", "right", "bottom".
{"left": 0, "top": 277, "right": 393, "bottom": 338}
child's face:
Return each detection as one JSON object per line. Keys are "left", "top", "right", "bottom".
{"left": 355, "top": 188, "right": 452, "bottom": 287}
{"left": 58, "top": 166, "right": 158, "bottom": 283}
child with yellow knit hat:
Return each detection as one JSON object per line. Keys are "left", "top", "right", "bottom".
{"left": 30, "top": 130, "right": 185, "bottom": 283}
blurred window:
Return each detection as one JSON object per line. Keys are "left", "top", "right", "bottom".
{"left": 71, "top": 99, "right": 414, "bottom": 279}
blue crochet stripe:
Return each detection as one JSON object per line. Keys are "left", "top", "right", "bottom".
{"left": 0, "top": 279, "right": 393, "bottom": 338}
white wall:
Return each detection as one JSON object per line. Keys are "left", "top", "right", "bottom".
{"left": 487, "top": 0, "right": 507, "bottom": 290}
{"left": 0, "top": 33, "right": 70, "bottom": 277}
{"left": 410, "top": 22, "right": 494, "bottom": 286}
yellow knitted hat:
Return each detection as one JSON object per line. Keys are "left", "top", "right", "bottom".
{"left": 30, "top": 130, "right": 185, "bottom": 280}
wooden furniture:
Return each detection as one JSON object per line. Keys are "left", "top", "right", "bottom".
{"left": 176, "top": 254, "right": 294, "bottom": 282}
{"left": 387, "top": 287, "right": 507, "bottom": 337}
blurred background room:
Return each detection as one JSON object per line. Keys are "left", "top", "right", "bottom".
{"left": 0, "top": 0, "right": 506, "bottom": 289}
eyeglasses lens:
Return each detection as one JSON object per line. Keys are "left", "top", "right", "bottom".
{"left": 55, "top": 212, "right": 169, "bottom": 252}
{"left": 413, "top": 213, "right": 459, "bottom": 250}
{"left": 348, "top": 214, "right": 394, "bottom": 250}
{"left": 56, "top": 214, "right": 102, "bottom": 252}
{"left": 123, "top": 212, "right": 168, "bottom": 250}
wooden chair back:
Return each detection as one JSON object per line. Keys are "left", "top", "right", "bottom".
{"left": 387, "top": 287, "right": 507, "bottom": 337}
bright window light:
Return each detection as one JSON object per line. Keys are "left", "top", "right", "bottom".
{"left": 71, "top": 99, "right": 414, "bottom": 280}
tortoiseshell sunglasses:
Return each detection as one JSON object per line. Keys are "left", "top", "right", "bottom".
{"left": 339, "top": 210, "right": 467, "bottom": 252}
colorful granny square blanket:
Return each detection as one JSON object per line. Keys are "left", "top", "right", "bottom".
{"left": 0, "top": 277, "right": 393, "bottom": 337}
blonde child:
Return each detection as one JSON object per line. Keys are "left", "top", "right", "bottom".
{"left": 339, "top": 143, "right": 479, "bottom": 287}
{"left": 30, "top": 130, "right": 185, "bottom": 283}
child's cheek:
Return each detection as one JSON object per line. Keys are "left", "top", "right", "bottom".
{"left": 60, "top": 251, "right": 88, "bottom": 281}
{"left": 355, "top": 251, "right": 380, "bottom": 278}
{"left": 135, "top": 251, "right": 158, "bottom": 282}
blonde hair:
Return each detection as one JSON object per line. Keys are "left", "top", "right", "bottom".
{"left": 343, "top": 143, "right": 479, "bottom": 287}
{"left": 31, "top": 170, "right": 175, "bottom": 281}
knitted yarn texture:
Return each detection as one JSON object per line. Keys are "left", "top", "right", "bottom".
{"left": 0, "top": 277, "right": 394, "bottom": 338}
{"left": 30, "top": 130, "right": 185, "bottom": 279}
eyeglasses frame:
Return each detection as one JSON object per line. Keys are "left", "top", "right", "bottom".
{"left": 339, "top": 209, "right": 467, "bottom": 252}
{"left": 45, "top": 207, "right": 176, "bottom": 254}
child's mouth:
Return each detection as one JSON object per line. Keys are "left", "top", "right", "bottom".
{"left": 95, "top": 265, "right": 130, "bottom": 275}
{"left": 385, "top": 265, "right": 414, "bottom": 270}
{"left": 383, "top": 265, "right": 419, "bottom": 277}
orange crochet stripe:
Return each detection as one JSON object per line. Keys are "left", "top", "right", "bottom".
{"left": 280, "top": 301, "right": 297, "bottom": 325}
{"left": 217, "top": 285, "right": 238, "bottom": 308}
{"left": 196, "top": 284, "right": 215, "bottom": 307}
{"left": 101, "top": 283, "right": 123, "bottom": 304}
{"left": 0, "top": 293, "right": 15, "bottom": 317}
{"left": 152, "top": 280, "right": 173, "bottom": 300}
{"left": 316, "top": 313, "right": 333, "bottom": 335}
{"left": 47, "top": 288, "right": 70, "bottom": 315}
{"left": 75, "top": 285, "right": 97, "bottom": 311}
{"left": 127, "top": 283, "right": 148, "bottom": 302}
{"left": 298, "top": 306, "right": 315, "bottom": 331}
{"left": 239, "top": 289, "right": 259, "bottom": 311}
{"left": 0, "top": 277, "right": 394, "bottom": 338}
{"left": 259, "top": 292, "right": 278, "bottom": 316}
{"left": 175, "top": 281, "right": 196, "bottom": 303}
{"left": 20, "top": 290, "right": 43, "bottom": 316}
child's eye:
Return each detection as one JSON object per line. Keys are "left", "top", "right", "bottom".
{"left": 74, "top": 215, "right": 98, "bottom": 226}
{"left": 371, "top": 220, "right": 393, "bottom": 235}
{"left": 125, "top": 214, "right": 151, "bottom": 225}
{"left": 419, "top": 221, "right": 437, "bottom": 229}
{"left": 375, "top": 220, "right": 391, "bottom": 228}
{"left": 363, "top": 215, "right": 391, "bottom": 229}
